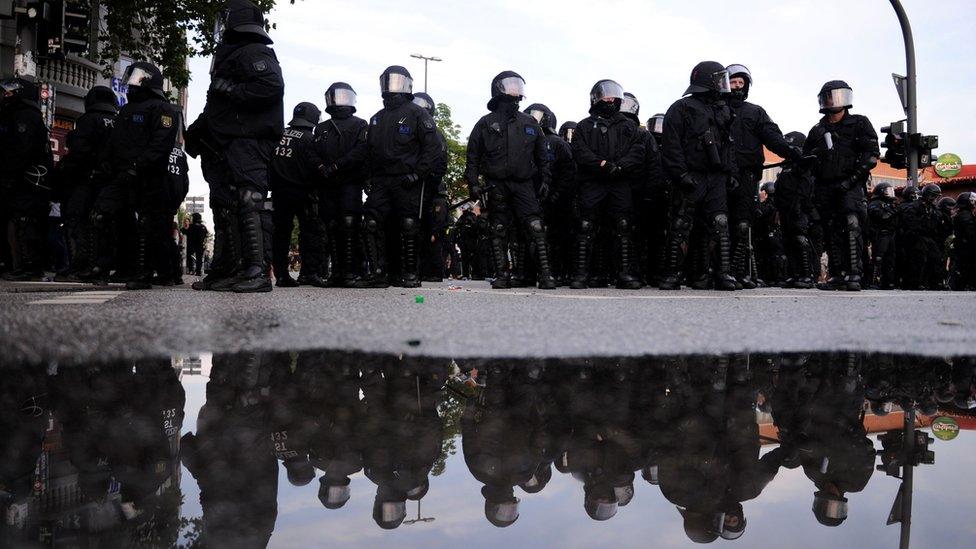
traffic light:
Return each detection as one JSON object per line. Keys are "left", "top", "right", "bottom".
{"left": 915, "top": 134, "right": 939, "bottom": 169}
{"left": 27, "top": 1, "right": 64, "bottom": 58}
{"left": 880, "top": 120, "right": 907, "bottom": 170}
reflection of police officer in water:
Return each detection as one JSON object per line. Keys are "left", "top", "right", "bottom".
{"left": 771, "top": 355, "right": 875, "bottom": 528}
{"left": 461, "top": 363, "right": 561, "bottom": 527}
{"left": 0, "top": 363, "right": 49, "bottom": 540}
{"left": 360, "top": 358, "right": 447, "bottom": 529}
{"left": 181, "top": 353, "right": 279, "bottom": 547}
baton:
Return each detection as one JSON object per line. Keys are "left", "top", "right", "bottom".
{"left": 450, "top": 184, "right": 496, "bottom": 211}
{"left": 418, "top": 179, "right": 426, "bottom": 220}
{"left": 763, "top": 155, "right": 816, "bottom": 171}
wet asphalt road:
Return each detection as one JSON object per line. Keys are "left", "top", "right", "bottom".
{"left": 1, "top": 278, "right": 974, "bottom": 364}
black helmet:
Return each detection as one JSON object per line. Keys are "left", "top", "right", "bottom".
{"left": 215, "top": 0, "right": 272, "bottom": 45}
{"left": 620, "top": 92, "right": 640, "bottom": 121}
{"left": 647, "top": 113, "right": 665, "bottom": 135}
{"left": 921, "top": 184, "right": 942, "bottom": 203}
{"left": 518, "top": 464, "right": 552, "bottom": 494}
{"left": 1, "top": 78, "right": 40, "bottom": 108}
{"left": 483, "top": 486, "right": 520, "bottom": 528}
{"left": 284, "top": 459, "right": 315, "bottom": 486}
{"left": 873, "top": 182, "right": 896, "bottom": 201}
{"left": 373, "top": 490, "right": 407, "bottom": 530}
{"left": 413, "top": 92, "right": 436, "bottom": 116}
{"left": 122, "top": 62, "right": 166, "bottom": 100}
{"left": 870, "top": 400, "right": 894, "bottom": 416}
{"left": 641, "top": 464, "right": 660, "bottom": 485}
{"left": 380, "top": 65, "right": 414, "bottom": 96}
{"left": 288, "top": 102, "right": 321, "bottom": 129}
{"left": 590, "top": 79, "right": 625, "bottom": 105}
{"left": 84, "top": 85, "right": 118, "bottom": 114}
{"left": 192, "top": 212, "right": 203, "bottom": 223}
{"left": 684, "top": 61, "right": 731, "bottom": 96}
{"left": 325, "top": 82, "right": 357, "bottom": 112}
{"left": 559, "top": 121, "right": 577, "bottom": 143}
{"left": 812, "top": 491, "right": 848, "bottom": 526}
{"left": 727, "top": 63, "right": 752, "bottom": 100}
{"left": 957, "top": 192, "right": 975, "bottom": 209}
{"left": 524, "top": 103, "right": 557, "bottom": 133}
{"left": 761, "top": 181, "right": 776, "bottom": 195}
{"left": 490, "top": 70, "right": 526, "bottom": 100}
{"left": 678, "top": 508, "right": 722, "bottom": 543}
{"left": 318, "top": 476, "right": 352, "bottom": 510}
{"left": 902, "top": 186, "right": 920, "bottom": 202}
{"left": 785, "top": 131, "right": 806, "bottom": 148}
{"left": 939, "top": 196, "right": 957, "bottom": 212}
{"left": 818, "top": 80, "right": 853, "bottom": 114}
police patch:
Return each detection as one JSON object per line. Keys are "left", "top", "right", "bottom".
{"left": 17, "top": 123, "right": 27, "bottom": 133}
{"left": 423, "top": 120, "right": 434, "bottom": 130}
{"left": 133, "top": 114, "right": 145, "bottom": 124}
{"left": 160, "top": 115, "right": 173, "bottom": 128}
{"left": 525, "top": 127, "right": 536, "bottom": 136}
{"left": 398, "top": 125, "right": 411, "bottom": 135}
{"left": 253, "top": 60, "right": 267, "bottom": 72}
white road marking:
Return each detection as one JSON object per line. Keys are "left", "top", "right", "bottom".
{"left": 30, "top": 291, "right": 124, "bottom": 305}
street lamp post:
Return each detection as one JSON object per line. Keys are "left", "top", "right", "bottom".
{"left": 889, "top": 0, "right": 919, "bottom": 188}
{"left": 410, "top": 53, "right": 442, "bottom": 93}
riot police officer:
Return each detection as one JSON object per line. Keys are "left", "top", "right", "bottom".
{"left": 643, "top": 112, "right": 671, "bottom": 286}
{"left": 314, "top": 82, "right": 368, "bottom": 287}
{"left": 620, "top": 93, "right": 665, "bottom": 286}
{"left": 726, "top": 64, "right": 802, "bottom": 288}
{"left": 57, "top": 86, "right": 118, "bottom": 281}
{"left": 755, "top": 182, "right": 787, "bottom": 285}
{"left": 660, "top": 61, "right": 739, "bottom": 291}
{"left": 559, "top": 121, "right": 577, "bottom": 143}
{"left": 952, "top": 192, "right": 976, "bottom": 290}
{"left": 902, "top": 184, "right": 946, "bottom": 290}
{"left": 773, "top": 131, "right": 820, "bottom": 288}
{"left": 867, "top": 182, "right": 899, "bottom": 289}
{"left": 569, "top": 81, "right": 645, "bottom": 290}
{"left": 91, "top": 63, "right": 180, "bottom": 290}
{"left": 356, "top": 66, "right": 438, "bottom": 288}
{"left": 525, "top": 103, "right": 575, "bottom": 285}
{"left": 270, "top": 102, "right": 329, "bottom": 287}
{"left": 186, "top": 0, "right": 284, "bottom": 293}
{"left": 803, "top": 80, "right": 879, "bottom": 291}
{"left": 412, "top": 92, "right": 450, "bottom": 282}
{"left": 0, "top": 78, "right": 52, "bottom": 281}
{"left": 466, "top": 71, "right": 556, "bottom": 289}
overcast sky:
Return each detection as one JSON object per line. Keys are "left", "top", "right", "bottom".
{"left": 183, "top": 0, "right": 976, "bottom": 199}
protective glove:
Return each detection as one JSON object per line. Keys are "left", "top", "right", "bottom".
{"left": 400, "top": 173, "right": 420, "bottom": 189}
{"left": 727, "top": 176, "right": 740, "bottom": 191}
{"left": 679, "top": 172, "right": 698, "bottom": 192}
{"left": 318, "top": 163, "right": 338, "bottom": 180}
{"left": 537, "top": 179, "right": 551, "bottom": 202}
{"left": 115, "top": 168, "right": 138, "bottom": 186}
{"left": 602, "top": 161, "right": 620, "bottom": 178}
{"left": 210, "top": 78, "right": 235, "bottom": 95}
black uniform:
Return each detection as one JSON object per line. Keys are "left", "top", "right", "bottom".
{"left": 59, "top": 102, "right": 116, "bottom": 277}
{"left": 189, "top": 36, "right": 284, "bottom": 292}
{"left": 728, "top": 100, "right": 796, "bottom": 286}
{"left": 542, "top": 132, "right": 576, "bottom": 283}
{"left": 952, "top": 207, "right": 976, "bottom": 290}
{"left": 660, "top": 95, "right": 738, "bottom": 290}
{"left": 633, "top": 128, "right": 667, "bottom": 286}
{"left": 314, "top": 108, "right": 368, "bottom": 286}
{"left": 773, "top": 158, "right": 820, "bottom": 287}
{"left": 803, "top": 113, "right": 879, "bottom": 289}
{"left": 420, "top": 133, "right": 450, "bottom": 281}
{"left": 900, "top": 198, "right": 945, "bottom": 289}
{"left": 466, "top": 107, "right": 553, "bottom": 288}
{"left": 866, "top": 197, "right": 898, "bottom": 289}
{"left": 456, "top": 209, "right": 480, "bottom": 279}
{"left": 754, "top": 196, "right": 787, "bottom": 285}
{"left": 359, "top": 95, "right": 438, "bottom": 287}
{"left": 270, "top": 123, "right": 328, "bottom": 284}
{"left": 0, "top": 94, "right": 52, "bottom": 279}
{"left": 571, "top": 112, "right": 645, "bottom": 289}
{"left": 95, "top": 93, "right": 181, "bottom": 287}
{"left": 183, "top": 218, "right": 209, "bottom": 275}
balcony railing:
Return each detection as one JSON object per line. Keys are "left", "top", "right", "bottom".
{"left": 36, "top": 55, "right": 101, "bottom": 93}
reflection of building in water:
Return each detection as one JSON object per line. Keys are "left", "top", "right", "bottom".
{"left": 174, "top": 355, "right": 203, "bottom": 376}
{"left": 758, "top": 405, "right": 944, "bottom": 446}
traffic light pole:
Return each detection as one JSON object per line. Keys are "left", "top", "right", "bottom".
{"left": 889, "top": 0, "right": 918, "bottom": 188}
{"left": 899, "top": 407, "right": 914, "bottom": 549}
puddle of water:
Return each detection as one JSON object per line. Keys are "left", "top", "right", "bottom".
{"left": 1, "top": 352, "right": 974, "bottom": 548}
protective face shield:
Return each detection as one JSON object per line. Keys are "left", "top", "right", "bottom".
{"left": 374, "top": 500, "right": 407, "bottom": 529}
{"left": 585, "top": 499, "right": 618, "bottom": 521}
{"left": 125, "top": 67, "right": 154, "bottom": 88}
{"left": 884, "top": 186, "right": 896, "bottom": 199}
{"left": 122, "top": 63, "right": 164, "bottom": 98}
{"left": 590, "top": 80, "right": 625, "bottom": 105}
{"left": 494, "top": 76, "right": 526, "bottom": 99}
{"left": 685, "top": 61, "right": 731, "bottom": 96}
{"left": 380, "top": 66, "right": 414, "bottom": 94}
{"left": 679, "top": 508, "right": 724, "bottom": 543}
{"left": 318, "top": 479, "right": 351, "bottom": 509}
{"left": 721, "top": 514, "right": 747, "bottom": 540}
{"left": 614, "top": 485, "right": 635, "bottom": 507}
{"left": 0, "top": 79, "right": 22, "bottom": 107}
{"left": 528, "top": 108, "right": 545, "bottom": 124}
{"left": 406, "top": 480, "right": 430, "bottom": 501}
{"left": 921, "top": 184, "right": 942, "bottom": 204}
{"left": 726, "top": 63, "right": 752, "bottom": 100}
{"left": 326, "top": 85, "right": 357, "bottom": 108}
{"left": 818, "top": 87, "right": 853, "bottom": 114}
{"left": 412, "top": 93, "right": 435, "bottom": 115}
{"left": 620, "top": 93, "right": 640, "bottom": 117}
{"left": 812, "top": 491, "right": 849, "bottom": 526}
{"left": 712, "top": 70, "right": 732, "bottom": 95}
{"left": 958, "top": 192, "right": 976, "bottom": 209}
{"left": 485, "top": 500, "right": 520, "bottom": 527}
{"left": 647, "top": 114, "right": 665, "bottom": 135}
{"left": 642, "top": 465, "right": 660, "bottom": 485}
{"left": 213, "top": 12, "right": 227, "bottom": 43}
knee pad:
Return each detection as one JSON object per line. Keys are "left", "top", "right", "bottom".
{"left": 90, "top": 211, "right": 107, "bottom": 228}
{"left": 400, "top": 217, "right": 417, "bottom": 232}
{"left": 615, "top": 217, "right": 631, "bottom": 233}
{"left": 671, "top": 215, "right": 692, "bottom": 239}
{"left": 527, "top": 217, "right": 545, "bottom": 235}
{"left": 239, "top": 189, "right": 266, "bottom": 213}
{"left": 579, "top": 219, "right": 596, "bottom": 235}
{"left": 795, "top": 235, "right": 811, "bottom": 249}
{"left": 713, "top": 213, "right": 729, "bottom": 231}
{"left": 363, "top": 217, "right": 381, "bottom": 235}
{"left": 341, "top": 215, "right": 357, "bottom": 230}
{"left": 846, "top": 213, "right": 861, "bottom": 233}
{"left": 734, "top": 220, "right": 750, "bottom": 239}
{"left": 491, "top": 222, "right": 508, "bottom": 238}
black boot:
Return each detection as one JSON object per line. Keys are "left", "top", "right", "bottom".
{"left": 528, "top": 218, "right": 556, "bottom": 290}
{"left": 231, "top": 202, "right": 272, "bottom": 294}
{"left": 659, "top": 224, "right": 689, "bottom": 291}
{"left": 508, "top": 234, "right": 529, "bottom": 288}
{"left": 2, "top": 217, "right": 44, "bottom": 281}
{"left": 615, "top": 219, "right": 642, "bottom": 290}
{"left": 351, "top": 217, "right": 390, "bottom": 288}
{"left": 194, "top": 208, "right": 240, "bottom": 291}
{"left": 844, "top": 217, "right": 862, "bottom": 291}
{"left": 713, "top": 215, "right": 738, "bottom": 291}
{"left": 125, "top": 217, "right": 153, "bottom": 290}
{"left": 489, "top": 220, "right": 511, "bottom": 289}
{"left": 569, "top": 220, "right": 594, "bottom": 289}
{"left": 398, "top": 218, "right": 421, "bottom": 288}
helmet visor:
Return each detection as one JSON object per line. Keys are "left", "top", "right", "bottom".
{"left": 528, "top": 109, "right": 546, "bottom": 124}
{"left": 591, "top": 80, "right": 624, "bottom": 103}
{"left": 620, "top": 95, "right": 639, "bottom": 116}
{"left": 649, "top": 116, "right": 664, "bottom": 134}
{"left": 327, "top": 88, "right": 357, "bottom": 107}
{"left": 214, "top": 11, "right": 228, "bottom": 43}
{"left": 412, "top": 95, "right": 433, "bottom": 111}
{"left": 491, "top": 501, "right": 519, "bottom": 522}
{"left": 819, "top": 88, "right": 853, "bottom": 111}
{"left": 326, "top": 485, "right": 351, "bottom": 504}
{"left": 563, "top": 127, "right": 574, "bottom": 143}
{"left": 726, "top": 64, "right": 752, "bottom": 84}
{"left": 815, "top": 497, "right": 848, "bottom": 520}
{"left": 382, "top": 73, "right": 413, "bottom": 94}
{"left": 496, "top": 76, "right": 526, "bottom": 98}
{"left": 381, "top": 501, "right": 406, "bottom": 522}
{"left": 124, "top": 67, "right": 156, "bottom": 88}
{"left": 712, "top": 70, "right": 732, "bottom": 94}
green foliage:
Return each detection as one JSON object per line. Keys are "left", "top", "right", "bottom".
{"left": 434, "top": 102, "right": 467, "bottom": 207}
{"left": 97, "top": 0, "right": 295, "bottom": 90}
